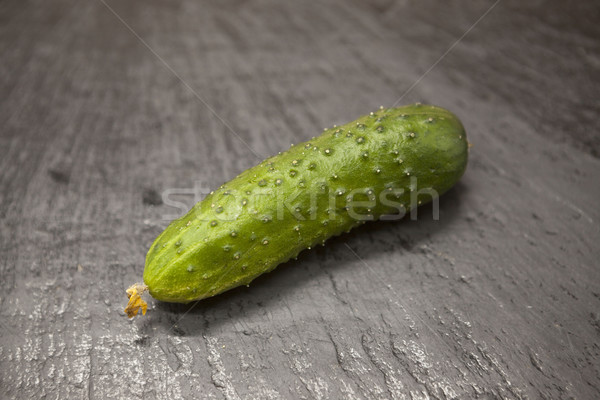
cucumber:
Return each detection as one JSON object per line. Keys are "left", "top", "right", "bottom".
{"left": 135, "top": 104, "right": 468, "bottom": 307}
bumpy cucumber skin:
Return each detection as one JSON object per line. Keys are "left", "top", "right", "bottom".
{"left": 144, "top": 104, "right": 468, "bottom": 303}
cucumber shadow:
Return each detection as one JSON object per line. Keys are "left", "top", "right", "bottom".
{"left": 143, "top": 182, "right": 468, "bottom": 337}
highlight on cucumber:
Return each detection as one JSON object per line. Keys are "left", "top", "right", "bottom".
{"left": 125, "top": 104, "right": 468, "bottom": 317}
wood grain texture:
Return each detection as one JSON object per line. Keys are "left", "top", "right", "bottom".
{"left": 1, "top": 0, "right": 599, "bottom": 399}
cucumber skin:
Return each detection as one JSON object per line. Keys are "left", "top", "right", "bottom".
{"left": 144, "top": 104, "right": 468, "bottom": 303}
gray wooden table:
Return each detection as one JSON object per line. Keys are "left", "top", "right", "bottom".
{"left": 2, "top": 0, "right": 599, "bottom": 398}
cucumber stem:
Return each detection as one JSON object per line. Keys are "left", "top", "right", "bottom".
{"left": 124, "top": 283, "right": 149, "bottom": 318}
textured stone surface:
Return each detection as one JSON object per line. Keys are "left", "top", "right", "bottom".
{"left": 1, "top": 0, "right": 599, "bottom": 399}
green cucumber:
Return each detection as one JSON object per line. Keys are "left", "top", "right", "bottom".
{"left": 141, "top": 104, "right": 467, "bottom": 304}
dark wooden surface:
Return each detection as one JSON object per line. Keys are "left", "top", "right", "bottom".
{"left": 1, "top": 0, "right": 599, "bottom": 399}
